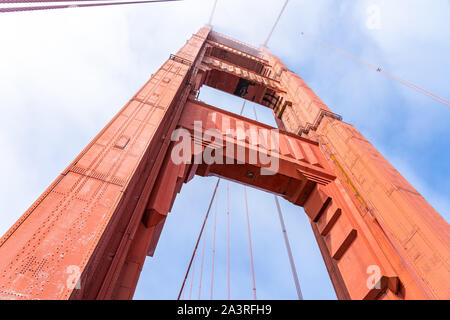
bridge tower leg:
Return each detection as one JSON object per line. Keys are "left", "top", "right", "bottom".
{"left": 261, "top": 48, "right": 449, "bottom": 300}
{"left": 0, "top": 26, "right": 211, "bottom": 300}
{"left": 0, "top": 26, "right": 448, "bottom": 300}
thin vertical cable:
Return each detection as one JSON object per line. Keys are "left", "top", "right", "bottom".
{"left": 239, "top": 100, "right": 246, "bottom": 115}
{"left": 254, "top": 96, "right": 302, "bottom": 299}
{"left": 243, "top": 186, "right": 257, "bottom": 300}
{"left": 274, "top": 195, "right": 303, "bottom": 300}
{"left": 177, "top": 179, "right": 220, "bottom": 300}
{"left": 223, "top": 100, "right": 246, "bottom": 300}
{"left": 209, "top": 197, "right": 218, "bottom": 300}
{"left": 188, "top": 254, "right": 197, "bottom": 300}
{"left": 252, "top": 104, "right": 258, "bottom": 121}
{"left": 197, "top": 216, "right": 208, "bottom": 299}
{"left": 226, "top": 181, "right": 231, "bottom": 300}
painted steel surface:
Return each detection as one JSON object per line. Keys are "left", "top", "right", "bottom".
{"left": 0, "top": 27, "right": 448, "bottom": 300}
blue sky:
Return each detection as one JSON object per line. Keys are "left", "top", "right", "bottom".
{"left": 0, "top": 0, "right": 448, "bottom": 300}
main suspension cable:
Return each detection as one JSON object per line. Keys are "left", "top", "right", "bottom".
{"left": 300, "top": 31, "right": 450, "bottom": 107}
{"left": 263, "top": 0, "right": 289, "bottom": 47}
{"left": 0, "top": 0, "right": 141, "bottom": 2}
{"left": 0, "top": 0, "right": 182, "bottom": 13}
{"left": 207, "top": 0, "right": 218, "bottom": 26}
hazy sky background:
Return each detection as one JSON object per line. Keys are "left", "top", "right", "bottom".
{"left": 0, "top": 0, "right": 449, "bottom": 300}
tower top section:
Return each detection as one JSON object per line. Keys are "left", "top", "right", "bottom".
{"left": 207, "top": 30, "right": 263, "bottom": 59}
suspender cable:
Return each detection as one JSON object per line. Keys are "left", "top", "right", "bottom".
{"left": 207, "top": 0, "right": 218, "bottom": 25}
{"left": 177, "top": 179, "right": 220, "bottom": 300}
{"left": 226, "top": 181, "right": 231, "bottom": 300}
{"left": 274, "top": 195, "right": 303, "bottom": 300}
{"left": 197, "top": 212, "right": 208, "bottom": 300}
{"left": 209, "top": 197, "right": 218, "bottom": 300}
{"left": 263, "top": 0, "right": 289, "bottom": 47}
{"left": 243, "top": 186, "right": 257, "bottom": 300}
{"left": 252, "top": 104, "right": 258, "bottom": 121}
{"left": 181, "top": 280, "right": 186, "bottom": 300}
{"left": 188, "top": 252, "right": 197, "bottom": 300}
{"left": 224, "top": 100, "right": 246, "bottom": 300}
{"left": 239, "top": 100, "right": 246, "bottom": 115}
{"left": 300, "top": 31, "right": 450, "bottom": 107}
{"left": 184, "top": 100, "right": 245, "bottom": 301}
{"left": 185, "top": 100, "right": 245, "bottom": 300}
{"left": 0, "top": 0, "right": 182, "bottom": 13}
{"left": 222, "top": 101, "right": 248, "bottom": 300}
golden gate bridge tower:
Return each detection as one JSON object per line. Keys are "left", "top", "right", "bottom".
{"left": 0, "top": 4, "right": 448, "bottom": 300}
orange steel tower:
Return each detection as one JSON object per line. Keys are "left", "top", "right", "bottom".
{"left": 0, "top": 26, "right": 448, "bottom": 300}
